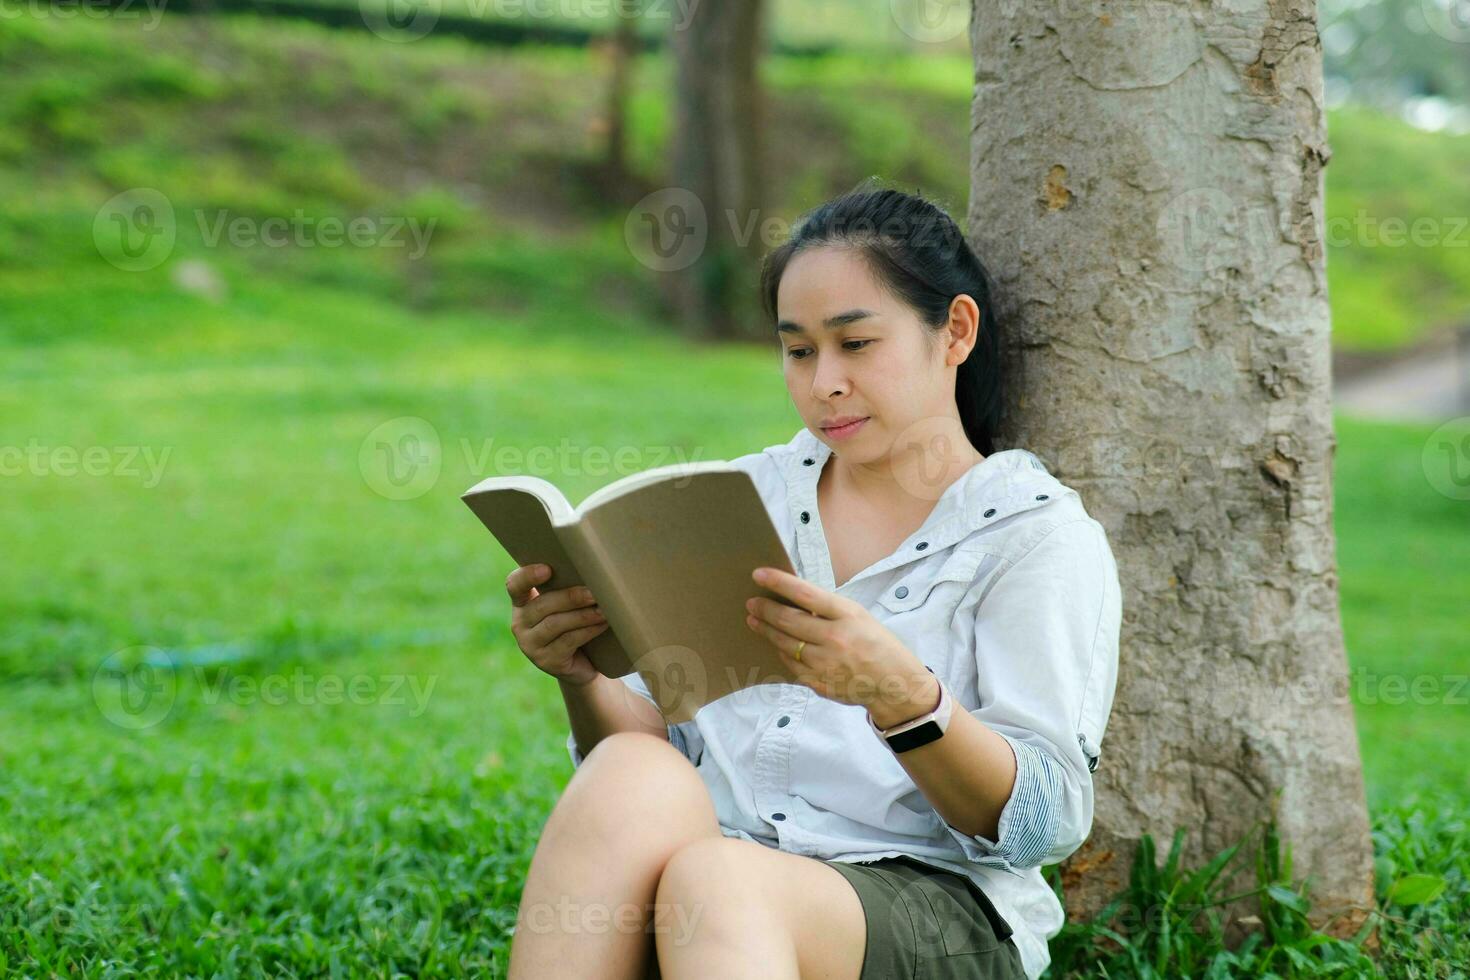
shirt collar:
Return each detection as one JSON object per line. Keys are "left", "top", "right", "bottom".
{"left": 777, "top": 426, "right": 1070, "bottom": 582}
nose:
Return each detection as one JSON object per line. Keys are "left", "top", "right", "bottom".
{"left": 810, "top": 354, "right": 849, "bottom": 401}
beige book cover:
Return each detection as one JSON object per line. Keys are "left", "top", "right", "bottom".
{"left": 461, "top": 460, "right": 801, "bottom": 723}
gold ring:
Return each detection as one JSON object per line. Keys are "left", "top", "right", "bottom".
{"left": 793, "top": 640, "right": 806, "bottom": 662}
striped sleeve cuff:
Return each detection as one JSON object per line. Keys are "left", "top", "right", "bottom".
{"left": 941, "top": 732, "right": 1063, "bottom": 871}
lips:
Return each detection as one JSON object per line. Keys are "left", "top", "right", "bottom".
{"left": 820, "top": 416, "right": 869, "bottom": 439}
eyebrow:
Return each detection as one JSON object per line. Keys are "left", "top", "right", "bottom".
{"left": 775, "top": 308, "right": 877, "bottom": 336}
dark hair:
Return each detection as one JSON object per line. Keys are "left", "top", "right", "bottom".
{"left": 758, "top": 183, "right": 1004, "bottom": 456}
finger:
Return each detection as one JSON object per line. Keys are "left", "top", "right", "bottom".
{"left": 525, "top": 585, "right": 598, "bottom": 628}
{"left": 752, "top": 567, "right": 845, "bottom": 619}
{"left": 747, "top": 616, "right": 819, "bottom": 685}
{"left": 528, "top": 605, "right": 608, "bottom": 650}
{"left": 547, "top": 621, "right": 611, "bottom": 660}
{"left": 745, "top": 613, "right": 807, "bottom": 660}
{"left": 747, "top": 596, "right": 827, "bottom": 643}
{"left": 506, "top": 564, "right": 552, "bottom": 608}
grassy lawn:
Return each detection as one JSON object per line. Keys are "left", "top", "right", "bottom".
{"left": 1, "top": 11, "right": 1467, "bottom": 977}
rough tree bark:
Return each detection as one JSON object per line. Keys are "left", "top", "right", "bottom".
{"left": 666, "top": 0, "right": 767, "bottom": 340}
{"left": 966, "top": 0, "right": 1374, "bottom": 937}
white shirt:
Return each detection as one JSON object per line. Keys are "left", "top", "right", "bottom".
{"left": 567, "top": 426, "right": 1122, "bottom": 979}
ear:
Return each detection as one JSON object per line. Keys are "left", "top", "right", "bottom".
{"left": 943, "top": 294, "right": 981, "bottom": 367}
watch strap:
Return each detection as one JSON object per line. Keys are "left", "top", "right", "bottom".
{"left": 868, "top": 667, "right": 952, "bottom": 753}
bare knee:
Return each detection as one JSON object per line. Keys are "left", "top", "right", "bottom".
{"left": 654, "top": 837, "right": 766, "bottom": 919}
{"left": 551, "top": 731, "right": 717, "bottom": 849}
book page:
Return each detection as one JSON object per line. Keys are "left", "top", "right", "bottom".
{"left": 574, "top": 459, "right": 742, "bottom": 517}
{"left": 579, "top": 469, "right": 801, "bottom": 723}
{"left": 461, "top": 481, "right": 634, "bottom": 674}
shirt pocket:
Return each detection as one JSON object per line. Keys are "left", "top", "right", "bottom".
{"left": 873, "top": 556, "right": 981, "bottom": 674}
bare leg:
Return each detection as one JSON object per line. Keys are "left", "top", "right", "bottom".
{"left": 507, "top": 732, "right": 722, "bottom": 980}
{"left": 654, "top": 837, "right": 867, "bottom": 980}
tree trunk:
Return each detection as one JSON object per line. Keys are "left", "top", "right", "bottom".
{"left": 967, "top": 0, "right": 1374, "bottom": 938}
{"left": 664, "top": 0, "right": 767, "bottom": 340}
{"left": 598, "top": 12, "right": 638, "bottom": 193}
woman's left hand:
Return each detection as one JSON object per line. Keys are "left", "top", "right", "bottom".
{"left": 744, "top": 566, "right": 938, "bottom": 727}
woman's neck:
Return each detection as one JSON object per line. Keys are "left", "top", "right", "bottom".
{"left": 826, "top": 426, "right": 984, "bottom": 515}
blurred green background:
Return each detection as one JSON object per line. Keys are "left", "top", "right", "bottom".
{"left": 1, "top": 2, "right": 1467, "bottom": 975}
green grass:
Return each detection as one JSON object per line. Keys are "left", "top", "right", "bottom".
{"left": 1, "top": 9, "right": 1468, "bottom": 976}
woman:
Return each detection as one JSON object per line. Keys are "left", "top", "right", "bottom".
{"left": 504, "top": 187, "right": 1121, "bottom": 980}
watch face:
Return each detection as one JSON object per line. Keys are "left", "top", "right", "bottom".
{"left": 887, "top": 721, "right": 944, "bottom": 753}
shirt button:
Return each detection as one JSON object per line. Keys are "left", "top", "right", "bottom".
{"left": 915, "top": 541, "right": 928, "bottom": 551}
{"left": 800, "top": 511, "right": 810, "bottom": 523}
{"left": 772, "top": 812, "right": 786, "bottom": 821}
{"left": 777, "top": 715, "right": 790, "bottom": 727}
{"left": 1036, "top": 494, "right": 1049, "bottom": 500}
{"left": 895, "top": 586, "right": 909, "bottom": 599}
{"left": 984, "top": 508, "right": 996, "bottom": 517}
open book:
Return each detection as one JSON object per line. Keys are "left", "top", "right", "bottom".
{"left": 462, "top": 460, "right": 801, "bottom": 723}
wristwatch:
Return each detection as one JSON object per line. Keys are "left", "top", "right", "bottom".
{"left": 867, "top": 666, "right": 953, "bottom": 753}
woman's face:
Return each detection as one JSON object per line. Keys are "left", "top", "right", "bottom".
{"left": 775, "top": 245, "right": 977, "bottom": 465}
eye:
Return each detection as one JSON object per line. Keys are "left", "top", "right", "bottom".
{"left": 787, "top": 343, "right": 864, "bottom": 362}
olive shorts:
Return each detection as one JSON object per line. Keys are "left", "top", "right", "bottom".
{"left": 821, "top": 855, "right": 1028, "bottom": 980}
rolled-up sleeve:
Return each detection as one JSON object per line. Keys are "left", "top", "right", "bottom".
{"left": 565, "top": 671, "right": 704, "bottom": 770}
{"left": 941, "top": 517, "right": 1121, "bottom": 870}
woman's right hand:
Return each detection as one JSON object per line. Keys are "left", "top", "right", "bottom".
{"left": 506, "top": 563, "right": 609, "bottom": 687}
